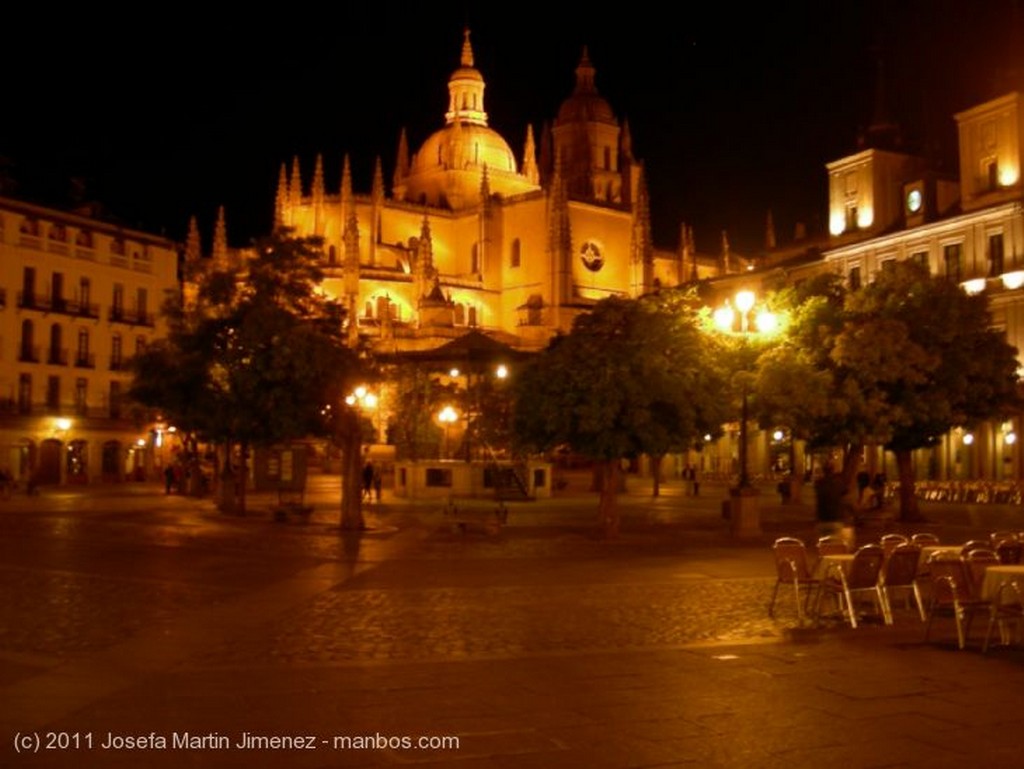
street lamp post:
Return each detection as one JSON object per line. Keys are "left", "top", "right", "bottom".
{"left": 712, "top": 289, "right": 778, "bottom": 536}
{"left": 338, "top": 385, "right": 379, "bottom": 531}
{"left": 437, "top": 405, "right": 459, "bottom": 459}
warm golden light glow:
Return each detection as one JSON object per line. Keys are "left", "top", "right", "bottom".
{"left": 856, "top": 206, "right": 874, "bottom": 229}
{"left": 1006, "top": 432, "right": 1017, "bottom": 445}
{"left": 346, "top": 386, "right": 377, "bottom": 410}
{"left": 829, "top": 212, "right": 846, "bottom": 236}
{"left": 755, "top": 311, "right": 778, "bottom": 334}
{"left": 437, "top": 405, "right": 459, "bottom": 424}
{"left": 713, "top": 305, "right": 735, "bottom": 332}
{"left": 495, "top": 364, "right": 508, "bottom": 379}
{"left": 735, "top": 290, "right": 755, "bottom": 314}
{"left": 963, "top": 432, "right": 975, "bottom": 446}
{"left": 962, "top": 278, "right": 987, "bottom": 295}
{"left": 1001, "top": 271, "right": 1024, "bottom": 290}
{"left": 449, "top": 368, "right": 460, "bottom": 378}
{"left": 55, "top": 418, "right": 72, "bottom": 431}
{"left": 999, "top": 165, "right": 1019, "bottom": 186}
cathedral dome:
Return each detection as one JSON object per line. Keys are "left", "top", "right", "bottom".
{"left": 555, "top": 47, "right": 617, "bottom": 127}
{"left": 411, "top": 123, "right": 518, "bottom": 177}
{"left": 397, "top": 28, "right": 538, "bottom": 208}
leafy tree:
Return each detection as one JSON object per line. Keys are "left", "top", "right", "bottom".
{"left": 753, "top": 274, "right": 888, "bottom": 486}
{"left": 389, "top": 364, "right": 455, "bottom": 460}
{"left": 511, "top": 291, "right": 728, "bottom": 538}
{"left": 756, "top": 262, "right": 1022, "bottom": 521}
{"left": 835, "top": 260, "right": 1021, "bottom": 519}
{"left": 131, "top": 230, "right": 360, "bottom": 519}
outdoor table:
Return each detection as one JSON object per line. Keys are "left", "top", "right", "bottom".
{"left": 980, "top": 565, "right": 1024, "bottom": 602}
{"left": 980, "top": 564, "right": 1024, "bottom": 647}
{"left": 919, "top": 545, "right": 963, "bottom": 569}
{"left": 814, "top": 553, "right": 855, "bottom": 580}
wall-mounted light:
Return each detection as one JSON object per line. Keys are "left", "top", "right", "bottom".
{"left": 962, "top": 278, "right": 987, "bottom": 295}
{"left": 1001, "top": 271, "right": 1024, "bottom": 290}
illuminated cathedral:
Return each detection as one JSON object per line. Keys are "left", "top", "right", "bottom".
{"left": 257, "top": 29, "right": 710, "bottom": 354}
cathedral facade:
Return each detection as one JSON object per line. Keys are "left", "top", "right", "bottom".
{"left": 267, "top": 30, "right": 700, "bottom": 354}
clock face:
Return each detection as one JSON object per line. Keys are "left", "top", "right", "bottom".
{"left": 907, "top": 188, "right": 923, "bottom": 213}
{"left": 580, "top": 241, "right": 603, "bottom": 272}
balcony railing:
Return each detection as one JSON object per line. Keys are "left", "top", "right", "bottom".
{"left": 75, "top": 353, "right": 96, "bottom": 369}
{"left": 17, "top": 290, "right": 37, "bottom": 309}
{"left": 47, "top": 348, "right": 68, "bottom": 366}
{"left": 14, "top": 293, "right": 94, "bottom": 318}
{"left": 109, "top": 356, "right": 134, "bottom": 372}
{"left": 18, "top": 345, "right": 40, "bottom": 363}
{"left": 108, "top": 307, "right": 154, "bottom": 327}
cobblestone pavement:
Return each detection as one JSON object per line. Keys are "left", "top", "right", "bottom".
{"left": 3, "top": 478, "right": 1024, "bottom": 768}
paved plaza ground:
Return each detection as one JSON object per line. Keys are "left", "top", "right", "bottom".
{"left": 1, "top": 473, "right": 1023, "bottom": 768}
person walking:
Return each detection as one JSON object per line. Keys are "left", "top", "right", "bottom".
{"left": 362, "top": 461, "right": 375, "bottom": 501}
{"left": 373, "top": 466, "right": 383, "bottom": 503}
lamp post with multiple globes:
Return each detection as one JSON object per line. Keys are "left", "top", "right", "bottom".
{"left": 711, "top": 289, "right": 779, "bottom": 536}
{"left": 337, "top": 385, "right": 379, "bottom": 531}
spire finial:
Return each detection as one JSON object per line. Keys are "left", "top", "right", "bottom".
{"left": 461, "top": 27, "right": 474, "bottom": 68}
{"left": 574, "top": 46, "right": 597, "bottom": 94}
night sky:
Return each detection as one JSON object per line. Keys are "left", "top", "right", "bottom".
{"left": 2, "top": 1, "right": 1020, "bottom": 255}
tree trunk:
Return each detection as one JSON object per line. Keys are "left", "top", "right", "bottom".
{"left": 840, "top": 443, "right": 862, "bottom": 495}
{"left": 237, "top": 441, "right": 248, "bottom": 515}
{"left": 597, "top": 459, "right": 621, "bottom": 539}
{"left": 895, "top": 449, "right": 921, "bottom": 521}
{"left": 217, "top": 440, "right": 238, "bottom": 514}
{"left": 650, "top": 453, "right": 663, "bottom": 497}
{"left": 340, "top": 415, "right": 365, "bottom": 531}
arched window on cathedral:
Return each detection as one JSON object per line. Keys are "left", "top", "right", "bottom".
{"left": 510, "top": 239, "right": 521, "bottom": 268}
{"left": 467, "top": 306, "right": 478, "bottom": 327}
{"left": 604, "top": 146, "right": 611, "bottom": 171}
{"left": 328, "top": 245, "right": 337, "bottom": 265}
{"left": 471, "top": 243, "right": 480, "bottom": 274}
{"left": 364, "top": 301, "right": 374, "bottom": 318}
{"left": 454, "top": 303, "right": 465, "bottom": 326}
{"left": 376, "top": 295, "right": 390, "bottom": 320}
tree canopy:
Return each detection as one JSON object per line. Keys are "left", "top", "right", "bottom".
{"left": 130, "top": 230, "right": 359, "bottom": 511}
{"left": 511, "top": 290, "right": 728, "bottom": 536}
{"left": 754, "top": 261, "right": 1022, "bottom": 519}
